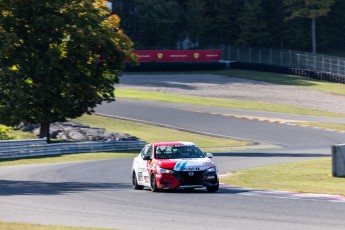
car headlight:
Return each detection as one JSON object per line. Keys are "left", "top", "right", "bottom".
{"left": 157, "top": 166, "right": 173, "bottom": 174}
{"left": 206, "top": 166, "right": 217, "bottom": 173}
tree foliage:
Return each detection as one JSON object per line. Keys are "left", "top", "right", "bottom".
{"left": 112, "top": 0, "right": 345, "bottom": 53}
{"left": 285, "top": 0, "right": 335, "bottom": 53}
{"left": 116, "top": 0, "right": 181, "bottom": 48}
{"left": 236, "top": 0, "right": 269, "bottom": 46}
{"left": 0, "top": 0, "right": 135, "bottom": 140}
{"left": 184, "top": 0, "right": 210, "bottom": 46}
{"left": 206, "top": 0, "right": 243, "bottom": 45}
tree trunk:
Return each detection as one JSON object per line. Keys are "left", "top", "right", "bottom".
{"left": 39, "top": 122, "right": 50, "bottom": 143}
{"left": 311, "top": 17, "right": 317, "bottom": 54}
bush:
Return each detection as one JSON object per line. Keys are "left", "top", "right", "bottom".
{"left": 0, "top": 126, "right": 12, "bottom": 140}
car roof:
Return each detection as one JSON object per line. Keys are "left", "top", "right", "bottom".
{"left": 152, "top": 141, "right": 196, "bottom": 147}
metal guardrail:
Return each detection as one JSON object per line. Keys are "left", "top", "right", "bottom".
{"left": 0, "top": 139, "right": 146, "bottom": 159}
{"left": 0, "top": 138, "right": 47, "bottom": 146}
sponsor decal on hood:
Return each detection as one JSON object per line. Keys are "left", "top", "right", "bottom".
{"left": 155, "top": 158, "right": 215, "bottom": 171}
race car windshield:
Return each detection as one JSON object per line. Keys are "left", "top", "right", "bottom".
{"left": 155, "top": 145, "right": 205, "bottom": 159}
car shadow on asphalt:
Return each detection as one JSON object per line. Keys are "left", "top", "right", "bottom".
{"left": 143, "top": 187, "right": 252, "bottom": 194}
{"left": 0, "top": 180, "right": 132, "bottom": 196}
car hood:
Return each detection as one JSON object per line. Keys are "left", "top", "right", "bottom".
{"left": 155, "top": 158, "right": 215, "bottom": 171}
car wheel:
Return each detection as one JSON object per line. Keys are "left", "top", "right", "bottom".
{"left": 150, "top": 173, "right": 160, "bottom": 192}
{"left": 132, "top": 171, "right": 144, "bottom": 190}
{"left": 206, "top": 184, "right": 219, "bottom": 193}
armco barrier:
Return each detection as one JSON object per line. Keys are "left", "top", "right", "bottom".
{"left": 0, "top": 139, "right": 146, "bottom": 159}
{"left": 0, "top": 138, "right": 47, "bottom": 147}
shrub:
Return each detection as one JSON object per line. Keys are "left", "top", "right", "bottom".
{"left": 0, "top": 126, "right": 12, "bottom": 140}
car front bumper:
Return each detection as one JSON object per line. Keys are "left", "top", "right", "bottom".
{"left": 156, "top": 170, "right": 219, "bottom": 189}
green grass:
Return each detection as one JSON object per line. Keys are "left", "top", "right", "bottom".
{"left": 0, "top": 151, "right": 137, "bottom": 167}
{"left": 0, "top": 115, "right": 250, "bottom": 166}
{"left": 74, "top": 115, "right": 250, "bottom": 148}
{"left": 8, "top": 129, "right": 38, "bottom": 139}
{"left": 117, "top": 88, "right": 345, "bottom": 118}
{"left": 214, "top": 69, "right": 345, "bottom": 96}
{"left": 221, "top": 157, "right": 345, "bottom": 196}
{"left": 0, "top": 222, "right": 112, "bottom": 230}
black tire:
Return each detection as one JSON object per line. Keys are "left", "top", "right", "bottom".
{"left": 132, "top": 171, "right": 144, "bottom": 190}
{"left": 206, "top": 184, "right": 219, "bottom": 193}
{"left": 150, "top": 173, "right": 160, "bottom": 192}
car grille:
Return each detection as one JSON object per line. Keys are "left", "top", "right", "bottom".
{"left": 174, "top": 171, "right": 204, "bottom": 185}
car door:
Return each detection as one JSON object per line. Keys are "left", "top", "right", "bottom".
{"left": 136, "top": 144, "right": 152, "bottom": 187}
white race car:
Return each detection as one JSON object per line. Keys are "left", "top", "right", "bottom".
{"left": 132, "top": 141, "right": 219, "bottom": 192}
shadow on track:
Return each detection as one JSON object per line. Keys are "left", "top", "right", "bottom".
{"left": 0, "top": 180, "right": 132, "bottom": 196}
{"left": 140, "top": 187, "right": 253, "bottom": 194}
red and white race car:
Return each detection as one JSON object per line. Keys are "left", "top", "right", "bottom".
{"left": 131, "top": 141, "right": 219, "bottom": 192}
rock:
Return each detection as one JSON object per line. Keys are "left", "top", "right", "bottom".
{"left": 15, "top": 123, "right": 40, "bottom": 132}
{"left": 67, "top": 131, "right": 88, "bottom": 141}
{"left": 16, "top": 121, "right": 139, "bottom": 142}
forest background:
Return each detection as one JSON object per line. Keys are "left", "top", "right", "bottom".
{"left": 110, "top": 0, "right": 344, "bottom": 55}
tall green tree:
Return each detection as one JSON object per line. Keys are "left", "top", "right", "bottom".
{"left": 317, "top": 0, "right": 345, "bottom": 51}
{"left": 236, "top": 0, "right": 269, "bottom": 46}
{"left": 185, "top": 0, "right": 210, "bottom": 47}
{"left": 285, "top": 0, "right": 335, "bottom": 53}
{"left": 113, "top": 0, "right": 138, "bottom": 43}
{"left": 134, "top": 0, "right": 181, "bottom": 48}
{"left": 0, "top": 0, "right": 135, "bottom": 141}
{"left": 208, "top": 0, "right": 243, "bottom": 45}
{"left": 261, "top": 0, "right": 286, "bottom": 48}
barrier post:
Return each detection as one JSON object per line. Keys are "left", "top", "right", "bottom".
{"left": 332, "top": 144, "right": 345, "bottom": 177}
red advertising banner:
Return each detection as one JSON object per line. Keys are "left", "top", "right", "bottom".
{"left": 134, "top": 50, "right": 221, "bottom": 63}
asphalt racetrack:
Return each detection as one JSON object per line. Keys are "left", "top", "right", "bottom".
{"left": 2, "top": 74, "right": 345, "bottom": 229}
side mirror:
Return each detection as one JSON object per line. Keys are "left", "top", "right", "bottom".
{"left": 143, "top": 155, "right": 151, "bottom": 160}
{"left": 206, "top": 153, "right": 213, "bottom": 158}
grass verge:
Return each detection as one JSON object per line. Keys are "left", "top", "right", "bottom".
{"left": 0, "top": 222, "right": 111, "bottom": 230}
{"left": 117, "top": 89, "right": 344, "bottom": 118}
{"left": 221, "top": 157, "right": 345, "bottom": 196}
{"left": 0, "top": 115, "right": 250, "bottom": 166}
{"left": 0, "top": 151, "right": 137, "bottom": 167}
{"left": 74, "top": 115, "right": 251, "bottom": 148}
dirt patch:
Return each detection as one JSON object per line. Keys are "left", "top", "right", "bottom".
{"left": 119, "top": 73, "right": 345, "bottom": 115}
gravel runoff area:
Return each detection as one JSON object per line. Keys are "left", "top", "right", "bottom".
{"left": 118, "top": 73, "right": 345, "bottom": 115}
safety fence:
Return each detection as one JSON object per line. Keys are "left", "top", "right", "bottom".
{"left": 0, "top": 138, "right": 145, "bottom": 159}
{"left": 220, "top": 45, "right": 345, "bottom": 84}
{"left": 222, "top": 45, "right": 345, "bottom": 76}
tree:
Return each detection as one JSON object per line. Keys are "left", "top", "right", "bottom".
{"left": 184, "top": 0, "right": 210, "bottom": 47}
{"left": 208, "top": 0, "right": 243, "bottom": 45}
{"left": 236, "top": 0, "right": 269, "bottom": 46}
{"left": 285, "top": 0, "right": 335, "bottom": 53}
{"left": 112, "top": 0, "right": 139, "bottom": 45}
{"left": 133, "top": 0, "right": 181, "bottom": 48}
{"left": 0, "top": 0, "right": 135, "bottom": 141}
{"left": 261, "top": 0, "right": 286, "bottom": 48}
{"left": 317, "top": 0, "right": 345, "bottom": 51}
